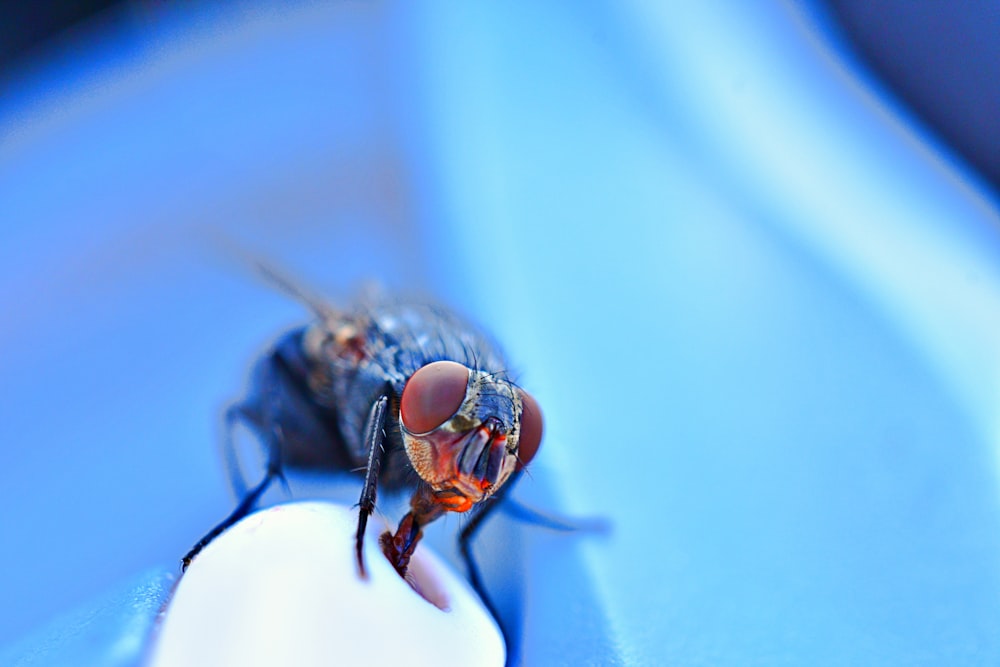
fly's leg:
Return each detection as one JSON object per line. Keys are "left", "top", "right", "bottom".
{"left": 182, "top": 398, "right": 289, "bottom": 571}
{"left": 379, "top": 485, "right": 445, "bottom": 577}
{"left": 181, "top": 460, "right": 280, "bottom": 570}
{"left": 500, "top": 498, "right": 610, "bottom": 534}
{"left": 458, "top": 470, "right": 524, "bottom": 665}
{"left": 354, "top": 392, "right": 389, "bottom": 578}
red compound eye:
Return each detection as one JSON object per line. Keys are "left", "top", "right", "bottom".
{"left": 516, "top": 390, "right": 543, "bottom": 469}
{"left": 400, "top": 361, "right": 470, "bottom": 434}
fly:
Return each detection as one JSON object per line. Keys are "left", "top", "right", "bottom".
{"left": 182, "top": 270, "right": 543, "bottom": 651}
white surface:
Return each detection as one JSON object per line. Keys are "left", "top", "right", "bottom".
{"left": 149, "top": 502, "right": 504, "bottom": 667}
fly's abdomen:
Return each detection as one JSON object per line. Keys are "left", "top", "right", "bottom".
{"left": 252, "top": 329, "right": 355, "bottom": 472}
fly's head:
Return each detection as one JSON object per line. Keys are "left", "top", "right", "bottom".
{"left": 399, "top": 361, "right": 543, "bottom": 512}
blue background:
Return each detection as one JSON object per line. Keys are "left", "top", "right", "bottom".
{"left": 3, "top": 1, "right": 1000, "bottom": 664}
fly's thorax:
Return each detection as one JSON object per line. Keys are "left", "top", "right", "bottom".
{"left": 400, "top": 366, "right": 524, "bottom": 509}
{"left": 302, "top": 317, "right": 372, "bottom": 369}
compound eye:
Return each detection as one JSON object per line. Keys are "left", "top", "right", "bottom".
{"left": 516, "top": 390, "right": 543, "bottom": 469}
{"left": 400, "top": 361, "right": 470, "bottom": 434}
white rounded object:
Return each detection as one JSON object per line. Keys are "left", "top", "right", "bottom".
{"left": 149, "top": 502, "right": 504, "bottom": 667}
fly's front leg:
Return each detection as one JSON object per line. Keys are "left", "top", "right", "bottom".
{"left": 354, "top": 392, "right": 389, "bottom": 578}
{"left": 379, "top": 484, "right": 446, "bottom": 577}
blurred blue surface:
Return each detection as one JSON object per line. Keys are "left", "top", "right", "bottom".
{"left": 0, "top": 569, "right": 172, "bottom": 667}
{"left": 2, "top": 1, "right": 1000, "bottom": 664}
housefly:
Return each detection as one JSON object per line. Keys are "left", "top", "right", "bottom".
{"left": 182, "top": 271, "right": 543, "bottom": 647}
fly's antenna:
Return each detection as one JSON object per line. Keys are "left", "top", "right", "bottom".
{"left": 252, "top": 260, "right": 340, "bottom": 324}
{"left": 205, "top": 231, "right": 342, "bottom": 324}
